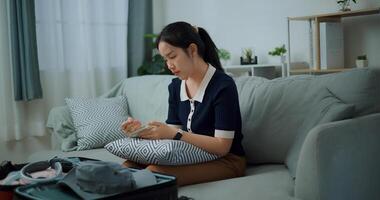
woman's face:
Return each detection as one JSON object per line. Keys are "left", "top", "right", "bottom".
{"left": 158, "top": 41, "right": 194, "bottom": 80}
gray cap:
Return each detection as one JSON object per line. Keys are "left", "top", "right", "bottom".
{"left": 59, "top": 161, "right": 156, "bottom": 199}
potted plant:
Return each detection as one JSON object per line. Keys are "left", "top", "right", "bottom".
{"left": 356, "top": 55, "right": 368, "bottom": 68}
{"left": 337, "top": 0, "right": 357, "bottom": 12}
{"left": 137, "top": 34, "right": 171, "bottom": 75}
{"left": 240, "top": 48, "right": 257, "bottom": 65}
{"left": 218, "top": 48, "right": 231, "bottom": 66}
{"left": 268, "top": 44, "right": 287, "bottom": 63}
{"left": 268, "top": 44, "right": 287, "bottom": 77}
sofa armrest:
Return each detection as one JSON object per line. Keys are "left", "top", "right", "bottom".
{"left": 46, "top": 106, "right": 77, "bottom": 151}
{"left": 295, "top": 113, "right": 380, "bottom": 200}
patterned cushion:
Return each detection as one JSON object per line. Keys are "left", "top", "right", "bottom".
{"left": 65, "top": 96, "right": 129, "bottom": 150}
{"left": 105, "top": 138, "right": 220, "bottom": 165}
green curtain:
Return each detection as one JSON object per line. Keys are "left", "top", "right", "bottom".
{"left": 9, "top": 0, "right": 42, "bottom": 101}
{"left": 127, "top": 0, "right": 153, "bottom": 77}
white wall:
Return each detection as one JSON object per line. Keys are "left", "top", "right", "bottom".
{"left": 153, "top": 0, "right": 380, "bottom": 68}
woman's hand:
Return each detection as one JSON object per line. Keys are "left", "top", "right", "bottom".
{"left": 121, "top": 117, "right": 142, "bottom": 134}
{"left": 139, "top": 121, "right": 177, "bottom": 140}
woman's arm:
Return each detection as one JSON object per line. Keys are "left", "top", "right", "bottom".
{"left": 181, "top": 131, "right": 233, "bottom": 157}
{"left": 140, "top": 121, "right": 232, "bottom": 157}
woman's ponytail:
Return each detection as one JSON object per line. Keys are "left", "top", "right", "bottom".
{"left": 197, "top": 27, "right": 223, "bottom": 72}
{"left": 156, "top": 22, "right": 224, "bottom": 72}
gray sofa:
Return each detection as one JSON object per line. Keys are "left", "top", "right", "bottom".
{"left": 30, "top": 68, "right": 380, "bottom": 200}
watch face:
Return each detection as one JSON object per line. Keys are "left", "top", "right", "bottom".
{"left": 174, "top": 131, "right": 183, "bottom": 140}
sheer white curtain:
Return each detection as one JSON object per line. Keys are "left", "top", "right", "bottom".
{"left": 0, "top": 0, "right": 43, "bottom": 142}
{"left": 0, "top": 0, "right": 128, "bottom": 142}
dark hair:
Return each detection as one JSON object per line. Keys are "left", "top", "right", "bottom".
{"left": 156, "top": 21, "right": 223, "bottom": 72}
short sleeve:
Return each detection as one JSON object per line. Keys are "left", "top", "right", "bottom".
{"left": 166, "top": 81, "right": 182, "bottom": 126}
{"left": 213, "top": 82, "right": 239, "bottom": 139}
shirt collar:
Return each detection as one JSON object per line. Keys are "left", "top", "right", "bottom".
{"left": 180, "top": 65, "right": 216, "bottom": 103}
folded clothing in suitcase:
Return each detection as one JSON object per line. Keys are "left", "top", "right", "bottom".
{"left": 1, "top": 157, "right": 99, "bottom": 200}
{"left": 14, "top": 160, "right": 178, "bottom": 200}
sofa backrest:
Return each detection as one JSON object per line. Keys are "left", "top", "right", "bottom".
{"left": 237, "top": 68, "right": 380, "bottom": 164}
{"left": 112, "top": 68, "right": 380, "bottom": 165}
{"left": 117, "top": 75, "right": 174, "bottom": 124}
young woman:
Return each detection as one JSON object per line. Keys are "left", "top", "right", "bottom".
{"left": 121, "top": 21, "right": 245, "bottom": 186}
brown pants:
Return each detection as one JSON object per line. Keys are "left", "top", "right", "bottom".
{"left": 123, "top": 153, "right": 246, "bottom": 186}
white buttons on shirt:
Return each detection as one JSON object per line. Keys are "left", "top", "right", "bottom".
{"left": 187, "top": 99, "right": 195, "bottom": 133}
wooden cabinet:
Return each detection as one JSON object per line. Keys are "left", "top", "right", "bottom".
{"left": 286, "top": 7, "right": 380, "bottom": 76}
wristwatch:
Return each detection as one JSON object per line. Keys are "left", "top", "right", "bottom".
{"left": 173, "top": 129, "right": 184, "bottom": 140}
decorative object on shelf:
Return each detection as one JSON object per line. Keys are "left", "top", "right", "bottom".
{"left": 218, "top": 48, "right": 231, "bottom": 66}
{"left": 337, "top": 0, "right": 357, "bottom": 12}
{"left": 356, "top": 55, "right": 368, "bottom": 68}
{"left": 137, "top": 34, "right": 171, "bottom": 76}
{"left": 268, "top": 44, "right": 287, "bottom": 58}
{"left": 268, "top": 44, "right": 287, "bottom": 63}
{"left": 240, "top": 48, "right": 257, "bottom": 65}
{"left": 268, "top": 44, "right": 287, "bottom": 77}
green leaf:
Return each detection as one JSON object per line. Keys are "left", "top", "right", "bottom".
{"left": 137, "top": 33, "right": 173, "bottom": 76}
{"left": 268, "top": 44, "right": 287, "bottom": 56}
{"left": 218, "top": 48, "right": 231, "bottom": 60}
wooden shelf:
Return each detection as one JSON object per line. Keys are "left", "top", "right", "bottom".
{"left": 288, "top": 7, "right": 380, "bottom": 21}
{"left": 286, "top": 7, "right": 380, "bottom": 75}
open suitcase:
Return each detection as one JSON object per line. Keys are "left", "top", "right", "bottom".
{"left": 1, "top": 157, "right": 178, "bottom": 200}
{"left": 1, "top": 157, "right": 103, "bottom": 200}
{"left": 14, "top": 168, "right": 177, "bottom": 200}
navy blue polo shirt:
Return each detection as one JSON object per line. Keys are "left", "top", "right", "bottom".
{"left": 166, "top": 66, "right": 245, "bottom": 156}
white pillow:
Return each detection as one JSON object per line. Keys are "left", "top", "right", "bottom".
{"left": 65, "top": 96, "right": 129, "bottom": 150}
{"left": 105, "top": 138, "right": 220, "bottom": 165}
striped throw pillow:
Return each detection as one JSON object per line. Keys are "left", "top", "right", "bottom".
{"left": 65, "top": 96, "right": 129, "bottom": 150}
{"left": 105, "top": 138, "right": 220, "bottom": 165}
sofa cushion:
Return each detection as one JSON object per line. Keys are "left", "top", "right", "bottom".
{"left": 285, "top": 88, "right": 355, "bottom": 178}
{"left": 178, "top": 165, "right": 296, "bottom": 200}
{"left": 311, "top": 68, "right": 380, "bottom": 117}
{"left": 236, "top": 68, "right": 380, "bottom": 165}
{"left": 236, "top": 75, "right": 318, "bottom": 164}
{"left": 105, "top": 138, "right": 220, "bottom": 165}
{"left": 65, "top": 96, "right": 128, "bottom": 150}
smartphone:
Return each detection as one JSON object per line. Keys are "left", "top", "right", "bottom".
{"left": 127, "top": 125, "right": 151, "bottom": 138}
